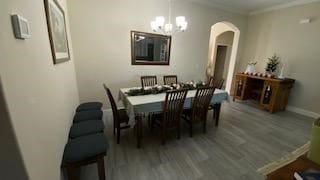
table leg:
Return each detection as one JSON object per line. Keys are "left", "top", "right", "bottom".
{"left": 215, "top": 103, "right": 221, "bottom": 127}
{"left": 135, "top": 115, "right": 142, "bottom": 148}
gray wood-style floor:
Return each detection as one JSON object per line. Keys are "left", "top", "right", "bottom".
{"left": 80, "top": 101, "right": 314, "bottom": 180}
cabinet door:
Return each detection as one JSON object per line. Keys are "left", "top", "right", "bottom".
{"left": 260, "top": 81, "right": 279, "bottom": 113}
{"left": 233, "top": 76, "right": 247, "bottom": 100}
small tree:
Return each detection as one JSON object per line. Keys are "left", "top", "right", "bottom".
{"left": 265, "top": 54, "right": 280, "bottom": 73}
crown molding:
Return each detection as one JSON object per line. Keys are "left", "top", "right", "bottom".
{"left": 186, "top": 0, "right": 248, "bottom": 15}
{"left": 250, "top": 0, "right": 320, "bottom": 15}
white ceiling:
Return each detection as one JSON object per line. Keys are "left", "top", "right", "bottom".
{"left": 188, "top": 0, "right": 320, "bottom": 14}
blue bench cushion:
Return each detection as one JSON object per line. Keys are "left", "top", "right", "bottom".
{"left": 69, "top": 120, "right": 105, "bottom": 139}
{"left": 63, "top": 133, "right": 108, "bottom": 163}
{"left": 73, "top": 110, "right": 103, "bottom": 123}
{"left": 76, "top": 102, "right": 103, "bottom": 112}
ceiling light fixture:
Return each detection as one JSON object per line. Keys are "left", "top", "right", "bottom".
{"left": 150, "top": 0, "right": 188, "bottom": 35}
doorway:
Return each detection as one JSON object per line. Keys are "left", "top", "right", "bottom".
{"left": 207, "top": 21, "right": 240, "bottom": 93}
{"left": 213, "top": 45, "right": 228, "bottom": 85}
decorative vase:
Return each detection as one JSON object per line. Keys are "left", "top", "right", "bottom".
{"left": 278, "top": 66, "right": 285, "bottom": 79}
{"left": 245, "top": 64, "right": 256, "bottom": 74}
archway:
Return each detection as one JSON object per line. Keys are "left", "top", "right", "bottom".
{"left": 206, "top": 21, "right": 240, "bottom": 93}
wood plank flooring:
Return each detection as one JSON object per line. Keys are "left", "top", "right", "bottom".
{"left": 80, "top": 101, "right": 314, "bottom": 180}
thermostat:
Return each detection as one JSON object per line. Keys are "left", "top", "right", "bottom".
{"left": 11, "top": 14, "right": 31, "bottom": 39}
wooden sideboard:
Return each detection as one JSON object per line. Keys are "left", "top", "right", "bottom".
{"left": 233, "top": 73, "right": 295, "bottom": 113}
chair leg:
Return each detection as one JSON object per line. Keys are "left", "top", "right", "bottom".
{"left": 150, "top": 120, "right": 154, "bottom": 132}
{"left": 66, "top": 165, "right": 77, "bottom": 180}
{"left": 113, "top": 122, "right": 115, "bottom": 135}
{"left": 161, "top": 130, "right": 166, "bottom": 145}
{"left": 148, "top": 114, "right": 152, "bottom": 129}
{"left": 190, "top": 123, "right": 193, "bottom": 137}
{"left": 215, "top": 104, "right": 221, "bottom": 127}
{"left": 117, "top": 129, "right": 120, "bottom": 144}
{"left": 97, "top": 157, "right": 106, "bottom": 180}
{"left": 213, "top": 110, "right": 216, "bottom": 123}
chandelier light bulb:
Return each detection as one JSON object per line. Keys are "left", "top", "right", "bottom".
{"left": 176, "top": 16, "right": 186, "bottom": 27}
{"left": 151, "top": 21, "right": 158, "bottom": 31}
{"left": 180, "top": 21, "right": 188, "bottom": 31}
{"left": 150, "top": 1, "right": 187, "bottom": 35}
{"left": 164, "top": 23, "right": 173, "bottom": 34}
{"left": 155, "top": 16, "right": 165, "bottom": 28}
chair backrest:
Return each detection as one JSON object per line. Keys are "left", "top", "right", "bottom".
{"left": 209, "top": 77, "right": 224, "bottom": 89}
{"left": 191, "top": 87, "right": 215, "bottom": 122}
{"left": 103, "top": 84, "right": 120, "bottom": 126}
{"left": 141, "top": 76, "right": 157, "bottom": 87}
{"left": 163, "top": 75, "right": 178, "bottom": 85}
{"left": 162, "top": 89, "right": 188, "bottom": 129}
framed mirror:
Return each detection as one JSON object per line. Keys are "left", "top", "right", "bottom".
{"left": 131, "top": 31, "right": 171, "bottom": 65}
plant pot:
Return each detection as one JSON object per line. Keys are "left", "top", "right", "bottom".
{"left": 265, "top": 71, "right": 276, "bottom": 78}
{"left": 307, "top": 119, "right": 320, "bottom": 165}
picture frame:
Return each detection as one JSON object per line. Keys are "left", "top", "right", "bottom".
{"left": 44, "top": 0, "right": 70, "bottom": 64}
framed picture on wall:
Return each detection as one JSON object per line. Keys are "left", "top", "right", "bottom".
{"left": 44, "top": 0, "right": 70, "bottom": 64}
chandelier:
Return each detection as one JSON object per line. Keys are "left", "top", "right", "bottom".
{"left": 150, "top": 0, "right": 188, "bottom": 35}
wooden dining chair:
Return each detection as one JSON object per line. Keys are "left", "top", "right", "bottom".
{"left": 103, "top": 84, "right": 130, "bottom": 144}
{"left": 183, "top": 87, "right": 215, "bottom": 137}
{"left": 208, "top": 76, "right": 224, "bottom": 89}
{"left": 163, "top": 75, "right": 178, "bottom": 85}
{"left": 141, "top": 76, "right": 157, "bottom": 87}
{"left": 208, "top": 77, "right": 224, "bottom": 125}
{"left": 152, "top": 89, "right": 188, "bottom": 145}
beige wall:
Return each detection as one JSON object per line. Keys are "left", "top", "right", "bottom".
{"left": 0, "top": 0, "right": 79, "bottom": 179}
{"left": 0, "top": 77, "right": 29, "bottom": 180}
{"left": 241, "top": 2, "right": 320, "bottom": 115}
{"left": 67, "top": 0, "right": 247, "bottom": 107}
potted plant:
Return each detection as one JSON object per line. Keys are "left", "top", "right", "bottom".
{"left": 265, "top": 54, "right": 280, "bottom": 77}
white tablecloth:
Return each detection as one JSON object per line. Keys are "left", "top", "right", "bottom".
{"left": 119, "top": 88, "right": 229, "bottom": 124}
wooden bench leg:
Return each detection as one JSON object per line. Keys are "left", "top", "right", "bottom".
{"left": 97, "top": 157, "right": 106, "bottom": 180}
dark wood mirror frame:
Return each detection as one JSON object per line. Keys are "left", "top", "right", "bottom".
{"left": 131, "top": 31, "right": 171, "bottom": 65}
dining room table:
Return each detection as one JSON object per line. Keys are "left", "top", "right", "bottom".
{"left": 118, "top": 87, "right": 229, "bottom": 148}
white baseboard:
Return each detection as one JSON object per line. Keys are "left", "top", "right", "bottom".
{"left": 103, "top": 108, "right": 112, "bottom": 113}
{"left": 102, "top": 108, "right": 113, "bottom": 124}
{"left": 287, "top": 106, "right": 320, "bottom": 119}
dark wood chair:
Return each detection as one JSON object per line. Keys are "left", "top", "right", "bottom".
{"left": 183, "top": 87, "right": 215, "bottom": 137}
{"left": 208, "top": 77, "right": 224, "bottom": 126}
{"left": 152, "top": 90, "right": 188, "bottom": 145}
{"left": 141, "top": 76, "right": 157, "bottom": 87}
{"left": 103, "top": 84, "right": 130, "bottom": 144}
{"left": 208, "top": 76, "right": 224, "bottom": 89}
{"left": 163, "top": 75, "right": 178, "bottom": 85}
{"left": 141, "top": 76, "right": 158, "bottom": 127}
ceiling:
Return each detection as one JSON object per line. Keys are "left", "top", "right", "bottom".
{"left": 188, "top": 0, "right": 319, "bottom": 14}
